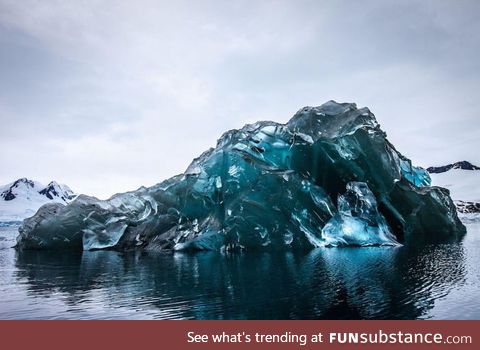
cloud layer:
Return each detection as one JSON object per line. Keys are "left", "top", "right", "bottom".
{"left": 0, "top": 0, "right": 479, "bottom": 198}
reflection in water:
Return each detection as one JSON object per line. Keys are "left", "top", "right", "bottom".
{"left": 11, "top": 241, "right": 467, "bottom": 319}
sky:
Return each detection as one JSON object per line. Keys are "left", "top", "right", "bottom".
{"left": 0, "top": 0, "right": 479, "bottom": 199}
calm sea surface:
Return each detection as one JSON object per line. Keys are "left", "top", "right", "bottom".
{"left": 0, "top": 221, "right": 479, "bottom": 319}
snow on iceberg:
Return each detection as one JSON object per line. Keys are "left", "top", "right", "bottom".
{"left": 16, "top": 101, "right": 465, "bottom": 251}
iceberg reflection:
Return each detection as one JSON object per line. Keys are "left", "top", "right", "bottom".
{"left": 12, "top": 240, "right": 466, "bottom": 319}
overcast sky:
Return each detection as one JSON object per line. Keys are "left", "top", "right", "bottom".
{"left": 0, "top": 0, "right": 479, "bottom": 198}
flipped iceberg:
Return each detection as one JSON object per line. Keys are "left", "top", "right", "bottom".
{"left": 16, "top": 101, "right": 465, "bottom": 251}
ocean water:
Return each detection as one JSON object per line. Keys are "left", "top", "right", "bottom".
{"left": 0, "top": 221, "right": 479, "bottom": 320}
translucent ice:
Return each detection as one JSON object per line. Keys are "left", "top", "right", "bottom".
{"left": 322, "top": 182, "right": 399, "bottom": 246}
{"left": 16, "top": 101, "right": 465, "bottom": 251}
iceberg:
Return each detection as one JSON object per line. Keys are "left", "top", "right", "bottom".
{"left": 16, "top": 101, "right": 465, "bottom": 251}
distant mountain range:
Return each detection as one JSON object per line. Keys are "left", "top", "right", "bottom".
{"left": 0, "top": 178, "right": 76, "bottom": 222}
{"left": 427, "top": 160, "right": 480, "bottom": 174}
{"left": 428, "top": 161, "right": 480, "bottom": 214}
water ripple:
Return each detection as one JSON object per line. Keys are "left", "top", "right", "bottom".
{"left": 0, "top": 223, "right": 479, "bottom": 319}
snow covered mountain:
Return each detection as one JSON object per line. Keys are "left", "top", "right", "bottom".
{"left": 0, "top": 178, "right": 76, "bottom": 222}
{"left": 429, "top": 161, "right": 480, "bottom": 213}
{"left": 427, "top": 161, "right": 480, "bottom": 174}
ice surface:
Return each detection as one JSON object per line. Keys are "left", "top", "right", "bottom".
{"left": 16, "top": 101, "right": 465, "bottom": 251}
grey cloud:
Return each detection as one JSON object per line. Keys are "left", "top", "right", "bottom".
{"left": 0, "top": 0, "right": 478, "bottom": 198}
